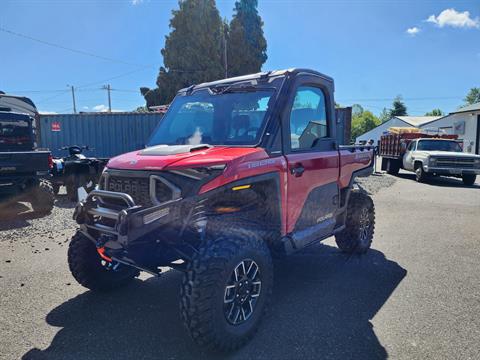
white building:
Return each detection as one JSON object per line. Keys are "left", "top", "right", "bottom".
{"left": 419, "top": 102, "right": 480, "bottom": 154}
{"left": 356, "top": 116, "right": 442, "bottom": 144}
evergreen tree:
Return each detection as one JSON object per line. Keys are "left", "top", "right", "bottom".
{"left": 144, "top": 0, "right": 225, "bottom": 105}
{"left": 227, "top": 0, "right": 267, "bottom": 77}
{"left": 463, "top": 87, "right": 480, "bottom": 106}
{"left": 389, "top": 96, "right": 408, "bottom": 117}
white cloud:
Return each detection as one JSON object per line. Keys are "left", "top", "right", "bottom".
{"left": 92, "top": 104, "right": 124, "bottom": 113}
{"left": 426, "top": 8, "right": 480, "bottom": 29}
{"left": 406, "top": 27, "right": 420, "bottom": 36}
{"left": 131, "top": 0, "right": 143, "bottom": 5}
{"left": 93, "top": 104, "right": 109, "bottom": 112}
{"left": 39, "top": 111, "right": 58, "bottom": 115}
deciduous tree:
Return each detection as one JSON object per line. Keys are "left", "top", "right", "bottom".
{"left": 425, "top": 109, "right": 444, "bottom": 116}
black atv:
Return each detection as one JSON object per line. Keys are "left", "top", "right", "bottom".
{"left": 51, "top": 145, "right": 108, "bottom": 202}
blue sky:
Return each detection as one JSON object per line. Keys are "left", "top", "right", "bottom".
{"left": 1, "top": 0, "right": 479, "bottom": 115}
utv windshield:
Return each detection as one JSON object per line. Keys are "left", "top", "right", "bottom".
{"left": 0, "top": 117, "right": 33, "bottom": 151}
{"left": 148, "top": 87, "right": 277, "bottom": 146}
{"left": 417, "top": 140, "right": 462, "bottom": 152}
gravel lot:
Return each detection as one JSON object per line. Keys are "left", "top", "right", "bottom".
{"left": 1, "top": 173, "right": 479, "bottom": 360}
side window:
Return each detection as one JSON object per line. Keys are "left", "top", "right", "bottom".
{"left": 407, "top": 141, "right": 416, "bottom": 151}
{"left": 289, "top": 86, "right": 328, "bottom": 150}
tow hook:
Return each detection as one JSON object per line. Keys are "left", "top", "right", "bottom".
{"left": 97, "top": 247, "right": 112, "bottom": 262}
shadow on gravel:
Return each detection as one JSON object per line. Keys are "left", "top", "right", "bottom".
{"left": 0, "top": 196, "right": 74, "bottom": 231}
{"left": 53, "top": 195, "right": 76, "bottom": 209}
{"left": 22, "top": 244, "right": 406, "bottom": 360}
{"left": 394, "top": 172, "right": 480, "bottom": 188}
{"left": 0, "top": 202, "right": 44, "bottom": 230}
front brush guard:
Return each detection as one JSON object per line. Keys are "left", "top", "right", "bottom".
{"left": 74, "top": 189, "right": 183, "bottom": 247}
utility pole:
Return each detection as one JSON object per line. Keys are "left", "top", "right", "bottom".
{"left": 68, "top": 85, "right": 77, "bottom": 114}
{"left": 102, "top": 84, "right": 112, "bottom": 112}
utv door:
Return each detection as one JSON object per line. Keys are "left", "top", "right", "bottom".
{"left": 282, "top": 73, "right": 339, "bottom": 246}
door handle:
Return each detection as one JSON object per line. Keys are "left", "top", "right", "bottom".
{"left": 290, "top": 164, "right": 305, "bottom": 177}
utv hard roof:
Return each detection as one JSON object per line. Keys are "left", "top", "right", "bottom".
{"left": 0, "top": 111, "right": 34, "bottom": 120}
{"left": 177, "top": 68, "right": 333, "bottom": 94}
{"left": 0, "top": 94, "right": 36, "bottom": 109}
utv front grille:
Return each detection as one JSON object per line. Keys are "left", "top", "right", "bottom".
{"left": 103, "top": 171, "right": 180, "bottom": 207}
{"left": 107, "top": 176, "right": 152, "bottom": 206}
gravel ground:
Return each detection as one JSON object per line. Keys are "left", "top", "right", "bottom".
{"left": 0, "top": 190, "right": 76, "bottom": 257}
{"left": 356, "top": 173, "right": 396, "bottom": 195}
{"left": 1, "top": 173, "right": 479, "bottom": 360}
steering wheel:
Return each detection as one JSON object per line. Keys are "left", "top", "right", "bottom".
{"left": 243, "top": 127, "right": 260, "bottom": 137}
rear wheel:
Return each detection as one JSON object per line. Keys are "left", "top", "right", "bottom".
{"left": 462, "top": 174, "right": 476, "bottom": 186}
{"left": 30, "top": 179, "right": 55, "bottom": 214}
{"left": 180, "top": 227, "right": 273, "bottom": 352}
{"left": 386, "top": 159, "right": 400, "bottom": 175}
{"left": 335, "top": 191, "right": 375, "bottom": 254}
{"left": 68, "top": 231, "right": 139, "bottom": 291}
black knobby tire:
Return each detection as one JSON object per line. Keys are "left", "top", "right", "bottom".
{"left": 30, "top": 179, "right": 55, "bottom": 214}
{"left": 180, "top": 227, "right": 273, "bottom": 352}
{"left": 335, "top": 191, "right": 375, "bottom": 254}
{"left": 68, "top": 231, "right": 138, "bottom": 291}
{"left": 52, "top": 184, "right": 60, "bottom": 195}
{"left": 66, "top": 176, "right": 78, "bottom": 202}
{"left": 386, "top": 159, "right": 400, "bottom": 175}
{"left": 462, "top": 174, "right": 476, "bottom": 186}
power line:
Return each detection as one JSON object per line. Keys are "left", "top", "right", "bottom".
{"left": 0, "top": 26, "right": 152, "bottom": 69}
{"left": 337, "top": 96, "right": 462, "bottom": 102}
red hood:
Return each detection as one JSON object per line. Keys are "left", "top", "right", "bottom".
{"left": 107, "top": 145, "right": 263, "bottom": 171}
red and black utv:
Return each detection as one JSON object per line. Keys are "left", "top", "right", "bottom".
{"left": 68, "top": 69, "right": 375, "bottom": 351}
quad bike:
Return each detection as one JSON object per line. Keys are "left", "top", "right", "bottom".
{"left": 51, "top": 145, "right": 108, "bottom": 202}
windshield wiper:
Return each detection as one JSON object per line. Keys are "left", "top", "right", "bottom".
{"left": 209, "top": 84, "right": 274, "bottom": 95}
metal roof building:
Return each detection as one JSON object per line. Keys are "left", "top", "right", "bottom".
{"left": 356, "top": 116, "right": 442, "bottom": 144}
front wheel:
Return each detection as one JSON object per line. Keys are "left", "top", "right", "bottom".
{"left": 68, "top": 231, "right": 139, "bottom": 291}
{"left": 335, "top": 191, "right": 375, "bottom": 254}
{"left": 415, "top": 164, "right": 428, "bottom": 183}
{"left": 462, "top": 174, "right": 476, "bottom": 186}
{"left": 180, "top": 228, "right": 273, "bottom": 352}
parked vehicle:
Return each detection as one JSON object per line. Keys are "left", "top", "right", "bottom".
{"left": 67, "top": 69, "right": 376, "bottom": 351}
{"left": 51, "top": 145, "right": 108, "bottom": 202}
{"left": 0, "top": 111, "right": 54, "bottom": 213}
{"left": 380, "top": 131, "right": 480, "bottom": 185}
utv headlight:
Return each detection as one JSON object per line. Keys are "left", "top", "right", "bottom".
{"left": 98, "top": 166, "right": 108, "bottom": 189}
{"left": 170, "top": 164, "right": 226, "bottom": 180}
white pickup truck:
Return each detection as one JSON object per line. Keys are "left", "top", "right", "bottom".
{"left": 402, "top": 138, "right": 480, "bottom": 185}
